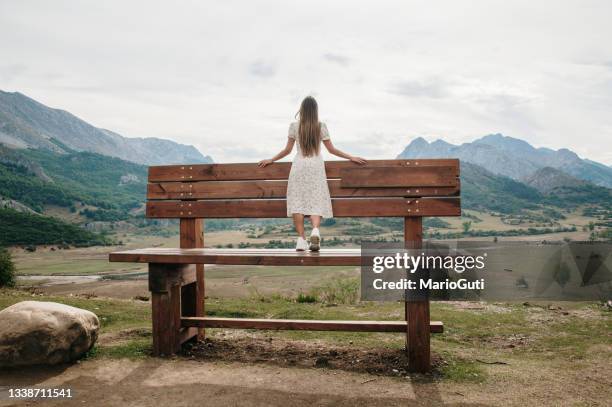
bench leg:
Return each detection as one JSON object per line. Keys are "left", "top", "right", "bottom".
{"left": 404, "top": 217, "right": 431, "bottom": 373}
{"left": 149, "top": 263, "right": 195, "bottom": 356}
{"left": 180, "top": 266, "right": 204, "bottom": 342}
{"left": 406, "top": 301, "right": 431, "bottom": 373}
{"left": 180, "top": 218, "right": 205, "bottom": 340}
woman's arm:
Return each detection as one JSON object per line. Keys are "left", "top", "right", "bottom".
{"left": 258, "top": 138, "right": 296, "bottom": 167}
{"left": 322, "top": 140, "right": 367, "bottom": 164}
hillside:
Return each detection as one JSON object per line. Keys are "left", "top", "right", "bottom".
{"left": 0, "top": 144, "right": 147, "bottom": 217}
{"left": 398, "top": 134, "right": 612, "bottom": 188}
{"left": 0, "top": 145, "right": 150, "bottom": 246}
{"left": 0, "top": 208, "right": 111, "bottom": 246}
{"left": 459, "top": 162, "right": 543, "bottom": 213}
{"left": 398, "top": 151, "right": 611, "bottom": 215}
{"left": 522, "top": 167, "right": 586, "bottom": 193}
{"left": 0, "top": 90, "right": 213, "bottom": 165}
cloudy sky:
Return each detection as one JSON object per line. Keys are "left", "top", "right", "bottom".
{"left": 1, "top": 0, "right": 611, "bottom": 164}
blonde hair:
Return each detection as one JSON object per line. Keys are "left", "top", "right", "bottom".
{"left": 295, "top": 96, "right": 321, "bottom": 157}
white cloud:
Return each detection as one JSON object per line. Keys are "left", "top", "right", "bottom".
{"left": 323, "top": 54, "right": 351, "bottom": 66}
{"left": 0, "top": 0, "right": 611, "bottom": 164}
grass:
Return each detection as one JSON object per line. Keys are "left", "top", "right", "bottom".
{"left": 87, "top": 338, "right": 152, "bottom": 359}
{"left": 438, "top": 353, "right": 487, "bottom": 383}
{"left": 1, "top": 287, "right": 610, "bottom": 384}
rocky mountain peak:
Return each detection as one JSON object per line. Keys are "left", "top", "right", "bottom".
{"left": 0, "top": 90, "right": 213, "bottom": 165}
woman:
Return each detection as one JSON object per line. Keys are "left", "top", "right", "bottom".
{"left": 258, "top": 96, "right": 366, "bottom": 251}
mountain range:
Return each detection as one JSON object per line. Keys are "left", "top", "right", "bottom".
{"left": 398, "top": 134, "right": 612, "bottom": 188}
{"left": 0, "top": 90, "right": 212, "bottom": 165}
{"left": 0, "top": 90, "right": 610, "bottom": 246}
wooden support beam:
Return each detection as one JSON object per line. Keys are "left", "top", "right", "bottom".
{"left": 181, "top": 317, "right": 443, "bottom": 333}
{"left": 404, "top": 216, "right": 431, "bottom": 373}
{"left": 149, "top": 263, "right": 191, "bottom": 356}
{"left": 180, "top": 218, "right": 205, "bottom": 341}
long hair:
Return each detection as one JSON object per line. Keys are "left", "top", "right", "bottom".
{"left": 295, "top": 96, "right": 321, "bottom": 157}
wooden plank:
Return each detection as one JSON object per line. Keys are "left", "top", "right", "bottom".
{"left": 404, "top": 217, "right": 431, "bottom": 373}
{"left": 110, "top": 248, "right": 363, "bottom": 266}
{"left": 149, "top": 263, "right": 186, "bottom": 356}
{"left": 147, "top": 179, "right": 460, "bottom": 200}
{"left": 145, "top": 197, "right": 461, "bottom": 218}
{"left": 148, "top": 263, "right": 196, "bottom": 292}
{"left": 180, "top": 219, "right": 205, "bottom": 340}
{"left": 340, "top": 166, "right": 458, "bottom": 188}
{"left": 148, "top": 159, "right": 460, "bottom": 182}
{"left": 181, "top": 317, "right": 443, "bottom": 333}
{"left": 178, "top": 326, "right": 199, "bottom": 345}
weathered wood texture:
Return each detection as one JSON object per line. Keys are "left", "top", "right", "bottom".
{"left": 404, "top": 216, "right": 431, "bottom": 373}
{"left": 179, "top": 218, "right": 205, "bottom": 340}
{"left": 110, "top": 248, "right": 363, "bottom": 266}
{"left": 146, "top": 197, "right": 460, "bottom": 218}
{"left": 181, "top": 317, "right": 443, "bottom": 333}
{"left": 147, "top": 179, "right": 460, "bottom": 200}
{"left": 148, "top": 159, "right": 459, "bottom": 182}
{"left": 149, "top": 263, "right": 191, "bottom": 356}
{"left": 339, "top": 166, "right": 458, "bottom": 188}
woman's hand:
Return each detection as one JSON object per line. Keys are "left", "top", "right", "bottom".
{"left": 258, "top": 159, "right": 274, "bottom": 167}
{"left": 349, "top": 156, "right": 367, "bottom": 165}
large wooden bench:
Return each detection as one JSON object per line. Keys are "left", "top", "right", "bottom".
{"left": 109, "top": 159, "right": 460, "bottom": 372}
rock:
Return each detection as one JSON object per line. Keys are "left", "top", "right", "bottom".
{"left": 0, "top": 301, "right": 99, "bottom": 367}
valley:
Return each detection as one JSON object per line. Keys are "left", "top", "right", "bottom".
{"left": 0, "top": 89, "right": 610, "bottom": 290}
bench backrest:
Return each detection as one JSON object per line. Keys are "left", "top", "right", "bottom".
{"left": 146, "top": 159, "right": 460, "bottom": 219}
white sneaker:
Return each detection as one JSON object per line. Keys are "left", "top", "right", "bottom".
{"left": 296, "top": 237, "right": 308, "bottom": 251}
{"left": 309, "top": 228, "right": 320, "bottom": 251}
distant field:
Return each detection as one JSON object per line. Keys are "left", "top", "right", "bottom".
{"left": 10, "top": 207, "right": 605, "bottom": 276}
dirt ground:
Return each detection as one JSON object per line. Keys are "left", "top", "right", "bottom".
{"left": 0, "top": 358, "right": 472, "bottom": 407}
{"left": 1, "top": 336, "right": 610, "bottom": 407}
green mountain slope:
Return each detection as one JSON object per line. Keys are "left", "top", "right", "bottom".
{"left": 0, "top": 208, "right": 110, "bottom": 246}
{"left": 460, "top": 162, "right": 544, "bottom": 213}
{"left": 0, "top": 146, "right": 149, "bottom": 246}
{"left": 0, "top": 145, "right": 147, "bottom": 216}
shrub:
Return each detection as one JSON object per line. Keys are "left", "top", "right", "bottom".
{"left": 0, "top": 247, "right": 16, "bottom": 288}
{"left": 296, "top": 292, "right": 317, "bottom": 303}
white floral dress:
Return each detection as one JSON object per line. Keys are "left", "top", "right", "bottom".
{"left": 286, "top": 121, "right": 333, "bottom": 218}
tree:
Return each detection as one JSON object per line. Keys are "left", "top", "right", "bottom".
{"left": 462, "top": 221, "right": 472, "bottom": 234}
{"left": 0, "top": 247, "right": 16, "bottom": 288}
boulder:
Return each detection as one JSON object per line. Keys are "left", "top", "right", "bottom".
{"left": 0, "top": 301, "right": 99, "bottom": 367}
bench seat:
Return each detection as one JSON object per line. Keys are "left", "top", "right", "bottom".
{"left": 109, "top": 248, "right": 363, "bottom": 266}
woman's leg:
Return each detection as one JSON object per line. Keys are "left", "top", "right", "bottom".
{"left": 310, "top": 215, "right": 321, "bottom": 229}
{"left": 292, "top": 213, "right": 306, "bottom": 238}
